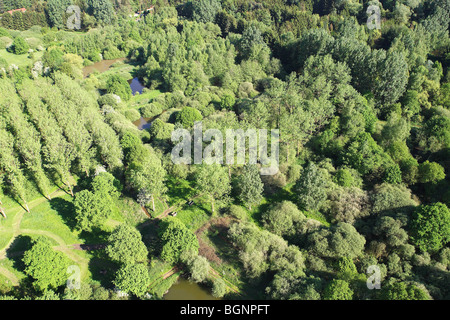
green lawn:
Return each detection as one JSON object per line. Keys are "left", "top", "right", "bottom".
{"left": 20, "top": 193, "right": 82, "bottom": 245}
{"left": 128, "top": 89, "right": 163, "bottom": 108}
{"left": 0, "top": 49, "right": 43, "bottom": 67}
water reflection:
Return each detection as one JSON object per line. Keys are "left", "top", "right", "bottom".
{"left": 133, "top": 117, "right": 152, "bottom": 130}
{"left": 163, "top": 278, "right": 220, "bottom": 300}
{"left": 128, "top": 77, "right": 146, "bottom": 95}
{"left": 82, "top": 57, "right": 126, "bottom": 77}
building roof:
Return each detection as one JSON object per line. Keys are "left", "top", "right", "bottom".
{"left": 7, "top": 8, "right": 26, "bottom": 14}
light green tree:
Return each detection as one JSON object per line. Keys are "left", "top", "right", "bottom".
{"left": 106, "top": 224, "right": 149, "bottom": 265}
{"left": 23, "top": 237, "right": 71, "bottom": 291}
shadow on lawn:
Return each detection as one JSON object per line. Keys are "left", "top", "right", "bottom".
{"left": 6, "top": 235, "right": 33, "bottom": 273}
{"left": 49, "top": 197, "right": 77, "bottom": 231}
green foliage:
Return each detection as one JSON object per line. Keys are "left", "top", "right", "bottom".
{"left": 47, "top": 0, "right": 71, "bottom": 29}
{"left": 106, "top": 75, "right": 132, "bottom": 101}
{"left": 113, "top": 263, "right": 151, "bottom": 298}
{"left": 371, "top": 183, "right": 416, "bottom": 214}
{"left": 219, "top": 93, "right": 235, "bottom": 110}
{"left": 175, "top": 106, "right": 203, "bottom": 128}
{"left": 228, "top": 222, "right": 305, "bottom": 278}
{"left": 192, "top": 0, "right": 221, "bottom": 23}
{"left": 328, "top": 187, "right": 370, "bottom": 224}
{"left": 236, "top": 164, "right": 264, "bottom": 210}
{"left": 73, "top": 189, "right": 114, "bottom": 232}
{"left": 384, "top": 164, "right": 403, "bottom": 184}
{"left": 323, "top": 279, "right": 353, "bottom": 300}
{"left": 418, "top": 161, "right": 445, "bottom": 184}
{"left": 22, "top": 237, "right": 71, "bottom": 291}
{"left": 9, "top": 36, "right": 28, "bottom": 54}
{"left": 63, "top": 282, "right": 93, "bottom": 300}
{"left": 295, "top": 162, "right": 330, "bottom": 212}
{"left": 140, "top": 103, "right": 163, "bottom": 118}
{"left": 91, "top": 172, "right": 122, "bottom": 200}
{"left": 159, "top": 217, "right": 199, "bottom": 264}
{"left": 183, "top": 253, "right": 210, "bottom": 283}
{"left": 87, "top": 0, "right": 115, "bottom": 26}
{"left": 212, "top": 278, "right": 227, "bottom": 298}
{"left": 195, "top": 164, "right": 231, "bottom": 214}
{"left": 106, "top": 224, "right": 149, "bottom": 264}
{"left": 380, "top": 281, "right": 429, "bottom": 300}
{"left": 410, "top": 203, "right": 450, "bottom": 253}
{"left": 336, "top": 257, "right": 358, "bottom": 281}
{"left": 333, "top": 168, "right": 355, "bottom": 187}
{"left": 262, "top": 201, "right": 305, "bottom": 238}
{"left": 308, "top": 222, "right": 366, "bottom": 259}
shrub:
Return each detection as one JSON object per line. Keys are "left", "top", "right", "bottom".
{"left": 10, "top": 36, "right": 29, "bottom": 55}
{"left": 175, "top": 106, "right": 203, "bottom": 128}
{"left": 123, "top": 109, "right": 141, "bottom": 122}
{"left": 140, "top": 102, "right": 163, "bottom": 118}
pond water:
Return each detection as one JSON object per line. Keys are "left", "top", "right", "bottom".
{"left": 82, "top": 57, "right": 127, "bottom": 77}
{"left": 133, "top": 116, "right": 152, "bottom": 130}
{"left": 164, "top": 277, "right": 220, "bottom": 300}
{"left": 128, "top": 77, "right": 146, "bottom": 95}
{"left": 83, "top": 58, "right": 151, "bottom": 130}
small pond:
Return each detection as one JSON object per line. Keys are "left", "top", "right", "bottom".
{"left": 82, "top": 57, "right": 127, "bottom": 77}
{"left": 163, "top": 278, "right": 220, "bottom": 300}
{"left": 128, "top": 77, "right": 146, "bottom": 95}
{"left": 133, "top": 116, "right": 152, "bottom": 130}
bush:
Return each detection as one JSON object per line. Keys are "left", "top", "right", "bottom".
{"left": 123, "top": 109, "right": 141, "bottom": 122}
{"left": 0, "top": 28, "right": 10, "bottom": 37}
{"left": 175, "top": 106, "right": 203, "bottom": 128}
{"left": 228, "top": 205, "right": 248, "bottom": 221}
{"left": 106, "top": 75, "right": 132, "bottom": 101}
{"left": 98, "top": 93, "right": 122, "bottom": 107}
{"left": 9, "top": 36, "right": 29, "bottom": 55}
{"left": 140, "top": 102, "right": 163, "bottom": 118}
{"left": 212, "top": 278, "right": 227, "bottom": 298}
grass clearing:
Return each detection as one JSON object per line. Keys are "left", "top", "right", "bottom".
{"left": 0, "top": 49, "right": 43, "bottom": 67}
{"left": 20, "top": 193, "right": 81, "bottom": 245}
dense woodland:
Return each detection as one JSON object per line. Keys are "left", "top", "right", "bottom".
{"left": 0, "top": 0, "right": 449, "bottom": 300}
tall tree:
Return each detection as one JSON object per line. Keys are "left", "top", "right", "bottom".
{"left": 195, "top": 164, "right": 231, "bottom": 214}
{"left": 125, "top": 144, "right": 167, "bottom": 211}
{"left": 410, "top": 203, "right": 450, "bottom": 253}
{"left": 23, "top": 237, "right": 71, "bottom": 291}
{"left": 106, "top": 224, "right": 148, "bottom": 265}
{"left": 236, "top": 164, "right": 264, "bottom": 210}
{"left": 113, "top": 263, "right": 151, "bottom": 298}
{"left": 158, "top": 217, "right": 199, "bottom": 264}
{"left": 87, "top": 0, "right": 115, "bottom": 25}
{"left": 0, "top": 125, "right": 29, "bottom": 212}
{"left": 1, "top": 79, "right": 52, "bottom": 199}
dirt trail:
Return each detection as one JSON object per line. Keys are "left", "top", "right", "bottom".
{"left": 0, "top": 188, "right": 89, "bottom": 285}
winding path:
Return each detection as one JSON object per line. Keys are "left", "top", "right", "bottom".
{"left": 0, "top": 188, "right": 90, "bottom": 285}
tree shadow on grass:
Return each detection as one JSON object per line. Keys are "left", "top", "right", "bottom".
{"left": 88, "top": 253, "right": 120, "bottom": 289}
{"left": 78, "top": 227, "right": 110, "bottom": 245}
{"left": 49, "top": 197, "right": 77, "bottom": 231}
{"left": 6, "top": 235, "right": 34, "bottom": 273}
